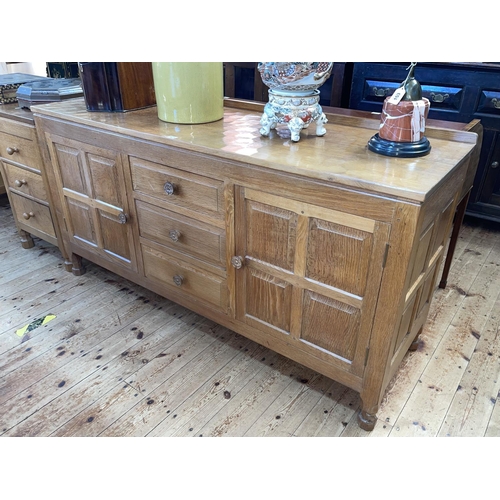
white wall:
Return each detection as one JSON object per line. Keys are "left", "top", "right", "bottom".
{"left": 0, "top": 62, "right": 47, "bottom": 76}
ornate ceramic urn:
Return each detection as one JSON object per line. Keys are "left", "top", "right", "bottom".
{"left": 258, "top": 62, "right": 333, "bottom": 142}
{"left": 368, "top": 62, "right": 431, "bottom": 157}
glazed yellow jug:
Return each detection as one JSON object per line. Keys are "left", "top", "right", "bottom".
{"left": 152, "top": 62, "right": 224, "bottom": 124}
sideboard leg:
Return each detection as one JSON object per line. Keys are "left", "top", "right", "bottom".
{"left": 439, "top": 191, "right": 470, "bottom": 289}
{"left": 409, "top": 325, "right": 424, "bottom": 352}
{"left": 71, "top": 253, "right": 85, "bottom": 276}
{"left": 357, "top": 409, "right": 377, "bottom": 431}
{"left": 19, "top": 229, "right": 34, "bottom": 249}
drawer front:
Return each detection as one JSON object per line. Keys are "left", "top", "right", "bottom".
{"left": 476, "top": 89, "right": 500, "bottom": 117}
{"left": 142, "top": 244, "right": 228, "bottom": 311}
{"left": 2, "top": 162, "right": 47, "bottom": 201}
{"left": 130, "top": 156, "right": 224, "bottom": 219}
{"left": 9, "top": 193, "right": 55, "bottom": 238}
{"left": 0, "top": 124, "right": 42, "bottom": 171}
{"left": 136, "top": 200, "right": 226, "bottom": 268}
{"left": 0, "top": 116, "right": 36, "bottom": 141}
{"left": 360, "top": 79, "right": 463, "bottom": 113}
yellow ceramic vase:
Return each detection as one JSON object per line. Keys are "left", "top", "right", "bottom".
{"left": 152, "top": 62, "right": 224, "bottom": 124}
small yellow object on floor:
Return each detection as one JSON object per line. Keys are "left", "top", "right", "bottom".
{"left": 16, "top": 314, "right": 56, "bottom": 337}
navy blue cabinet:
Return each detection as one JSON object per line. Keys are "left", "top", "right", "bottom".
{"left": 349, "top": 62, "right": 500, "bottom": 222}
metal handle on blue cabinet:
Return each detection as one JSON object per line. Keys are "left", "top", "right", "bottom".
{"left": 429, "top": 92, "right": 449, "bottom": 103}
{"left": 373, "top": 87, "right": 391, "bottom": 97}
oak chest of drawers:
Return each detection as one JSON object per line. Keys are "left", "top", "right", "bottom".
{"left": 0, "top": 104, "right": 59, "bottom": 250}
{"left": 33, "top": 98, "right": 477, "bottom": 430}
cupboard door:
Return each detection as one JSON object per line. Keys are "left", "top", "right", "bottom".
{"left": 234, "top": 187, "right": 390, "bottom": 376}
{"left": 47, "top": 135, "right": 137, "bottom": 271}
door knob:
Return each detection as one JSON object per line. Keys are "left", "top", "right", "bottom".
{"left": 231, "top": 256, "right": 243, "bottom": 269}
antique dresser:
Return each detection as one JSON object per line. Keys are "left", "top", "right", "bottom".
{"left": 0, "top": 104, "right": 60, "bottom": 250}
{"left": 32, "top": 98, "right": 477, "bottom": 430}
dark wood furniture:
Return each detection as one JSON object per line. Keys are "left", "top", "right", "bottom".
{"left": 348, "top": 62, "right": 500, "bottom": 223}
{"left": 33, "top": 97, "right": 476, "bottom": 430}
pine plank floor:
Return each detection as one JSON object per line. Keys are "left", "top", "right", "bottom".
{"left": 1, "top": 195, "right": 500, "bottom": 437}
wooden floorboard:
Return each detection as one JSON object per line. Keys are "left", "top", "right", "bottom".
{"left": 0, "top": 195, "right": 499, "bottom": 437}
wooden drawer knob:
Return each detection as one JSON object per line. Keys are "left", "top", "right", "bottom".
{"left": 14, "top": 179, "right": 27, "bottom": 187}
{"left": 231, "top": 256, "right": 243, "bottom": 269}
{"left": 164, "top": 181, "right": 177, "bottom": 195}
{"left": 6, "top": 146, "right": 19, "bottom": 155}
{"left": 173, "top": 274, "right": 184, "bottom": 286}
{"left": 23, "top": 211, "right": 35, "bottom": 220}
{"left": 169, "top": 229, "right": 181, "bottom": 242}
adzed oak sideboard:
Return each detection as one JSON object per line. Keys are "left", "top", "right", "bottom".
{"left": 32, "top": 98, "right": 477, "bottom": 430}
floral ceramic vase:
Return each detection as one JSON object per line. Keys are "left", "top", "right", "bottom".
{"left": 152, "top": 62, "right": 224, "bottom": 124}
{"left": 258, "top": 62, "right": 333, "bottom": 142}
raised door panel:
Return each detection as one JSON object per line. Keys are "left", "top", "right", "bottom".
{"left": 67, "top": 197, "right": 97, "bottom": 246}
{"left": 53, "top": 144, "right": 88, "bottom": 195}
{"left": 245, "top": 199, "right": 297, "bottom": 272}
{"left": 306, "top": 219, "right": 372, "bottom": 296}
{"left": 235, "top": 187, "right": 390, "bottom": 375}
{"left": 49, "top": 136, "right": 137, "bottom": 271}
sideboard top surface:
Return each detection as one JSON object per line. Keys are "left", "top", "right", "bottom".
{"left": 31, "top": 98, "right": 477, "bottom": 203}
{"left": 0, "top": 103, "right": 35, "bottom": 124}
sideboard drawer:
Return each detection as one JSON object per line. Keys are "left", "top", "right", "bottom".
{"left": 0, "top": 129, "right": 42, "bottom": 171}
{"left": 2, "top": 162, "right": 48, "bottom": 201}
{"left": 9, "top": 193, "right": 55, "bottom": 238}
{"left": 0, "top": 116, "right": 37, "bottom": 141}
{"left": 136, "top": 200, "right": 226, "bottom": 269}
{"left": 130, "top": 156, "right": 224, "bottom": 219}
{"left": 142, "top": 244, "right": 228, "bottom": 312}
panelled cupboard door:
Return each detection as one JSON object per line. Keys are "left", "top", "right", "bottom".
{"left": 233, "top": 187, "right": 391, "bottom": 377}
{"left": 46, "top": 135, "right": 137, "bottom": 271}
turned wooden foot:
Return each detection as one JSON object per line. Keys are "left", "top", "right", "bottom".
{"left": 71, "top": 254, "right": 85, "bottom": 276}
{"left": 409, "top": 339, "right": 420, "bottom": 351}
{"left": 409, "top": 325, "right": 424, "bottom": 352}
{"left": 19, "top": 229, "right": 34, "bottom": 249}
{"left": 357, "top": 409, "right": 377, "bottom": 431}
{"left": 64, "top": 260, "right": 73, "bottom": 272}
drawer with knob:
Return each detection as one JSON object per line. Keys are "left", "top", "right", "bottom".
{"left": 0, "top": 126, "right": 43, "bottom": 172}
{"left": 2, "top": 162, "right": 48, "bottom": 200}
{"left": 136, "top": 200, "right": 226, "bottom": 269}
{"left": 9, "top": 192, "right": 56, "bottom": 239}
{"left": 141, "top": 244, "right": 228, "bottom": 312}
{"left": 129, "top": 156, "right": 224, "bottom": 220}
